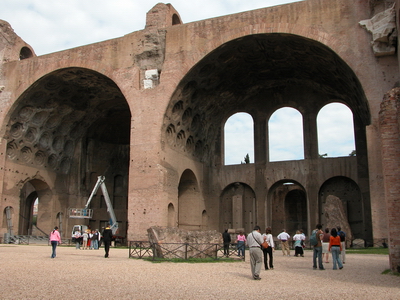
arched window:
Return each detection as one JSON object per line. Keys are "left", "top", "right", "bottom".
{"left": 268, "top": 107, "right": 304, "bottom": 162}
{"left": 317, "top": 103, "right": 355, "bottom": 157}
{"left": 224, "top": 112, "right": 254, "bottom": 165}
{"left": 19, "top": 47, "right": 33, "bottom": 60}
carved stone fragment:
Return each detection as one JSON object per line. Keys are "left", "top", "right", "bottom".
{"left": 359, "top": 6, "right": 397, "bottom": 56}
{"left": 323, "top": 195, "right": 353, "bottom": 247}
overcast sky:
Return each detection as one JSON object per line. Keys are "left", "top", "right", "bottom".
{"left": 1, "top": 0, "right": 303, "bottom": 56}
{"left": 1, "top": 0, "right": 355, "bottom": 164}
{"left": 225, "top": 104, "right": 355, "bottom": 165}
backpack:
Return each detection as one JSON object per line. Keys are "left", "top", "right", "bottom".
{"left": 338, "top": 231, "right": 346, "bottom": 242}
{"left": 310, "top": 229, "right": 318, "bottom": 246}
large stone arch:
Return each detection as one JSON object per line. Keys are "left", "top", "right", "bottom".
{"left": 2, "top": 67, "right": 131, "bottom": 238}
{"left": 162, "top": 33, "right": 370, "bottom": 166}
{"left": 319, "top": 176, "right": 367, "bottom": 241}
{"left": 178, "top": 169, "right": 203, "bottom": 230}
{"left": 19, "top": 179, "right": 52, "bottom": 235}
{"left": 220, "top": 182, "right": 256, "bottom": 234}
{"left": 267, "top": 180, "right": 307, "bottom": 236}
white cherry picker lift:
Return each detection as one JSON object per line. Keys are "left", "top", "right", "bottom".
{"left": 69, "top": 176, "right": 118, "bottom": 235}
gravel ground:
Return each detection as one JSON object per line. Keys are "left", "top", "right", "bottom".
{"left": 1, "top": 244, "right": 399, "bottom": 300}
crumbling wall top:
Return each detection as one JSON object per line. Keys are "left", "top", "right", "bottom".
{"left": 0, "top": 19, "right": 36, "bottom": 63}
{"left": 145, "top": 3, "right": 182, "bottom": 29}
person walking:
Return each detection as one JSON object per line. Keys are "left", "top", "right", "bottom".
{"left": 222, "top": 229, "right": 231, "bottom": 257}
{"left": 49, "top": 226, "right": 61, "bottom": 258}
{"left": 328, "top": 228, "right": 343, "bottom": 270}
{"left": 312, "top": 224, "right": 325, "bottom": 270}
{"left": 262, "top": 227, "right": 275, "bottom": 270}
{"left": 277, "top": 229, "right": 291, "bottom": 256}
{"left": 246, "top": 225, "right": 264, "bottom": 280}
{"left": 102, "top": 223, "right": 113, "bottom": 258}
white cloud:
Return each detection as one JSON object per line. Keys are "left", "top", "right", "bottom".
{"left": 224, "top": 104, "right": 356, "bottom": 165}
{"left": 269, "top": 107, "right": 304, "bottom": 161}
{"left": 224, "top": 113, "right": 254, "bottom": 165}
{"left": 317, "top": 103, "right": 355, "bottom": 157}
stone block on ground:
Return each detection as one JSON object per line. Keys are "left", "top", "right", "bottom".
{"left": 147, "top": 226, "right": 222, "bottom": 259}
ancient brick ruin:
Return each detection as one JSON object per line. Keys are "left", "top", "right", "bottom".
{"left": 0, "top": 0, "right": 399, "bottom": 271}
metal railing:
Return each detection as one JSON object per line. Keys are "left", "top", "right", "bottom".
{"left": 129, "top": 241, "right": 246, "bottom": 260}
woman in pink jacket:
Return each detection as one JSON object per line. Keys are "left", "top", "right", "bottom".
{"left": 49, "top": 226, "right": 61, "bottom": 258}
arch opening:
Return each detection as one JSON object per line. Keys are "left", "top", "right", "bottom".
{"left": 224, "top": 112, "right": 254, "bottom": 165}
{"left": 178, "top": 169, "right": 203, "bottom": 230}
{"left": 4, "top": 67, "right": 131, "bottom": 239}
{"left": 269, "top": 107, "right": 304, "bottom": 162}
{"left": 317, "top": 102, "right": 356, "bottom": 158}
{"left": 220, "top": 182, "right": 256, "bottom": 234}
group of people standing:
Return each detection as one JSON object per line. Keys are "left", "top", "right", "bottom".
{"left": 73, "top": 228, "right": 101, "bottom": 250}
{"left": 245, "top": 224, "right": 346, "bottom": 280}
{"left": 72, "top": 224, "right": 113, "bottom": 258}
{"left": 313, "top": 224, "right": 346, "bottom": 271}
{"left": 276, "top": 228, "right": 307, "bottom": 257}
{"left": 49, "top": 223, "right": 114, "bottom": 259}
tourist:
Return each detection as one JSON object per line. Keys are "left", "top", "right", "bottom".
{"left": 87, "top": 229, "right": 92, "bottom": 249}
{"left": 312, "top": 224, "right": 325, "bottom": 270}
{"left": 91, "top": 229, "right": 99, "bottom": 250}
{"left": 262, "top": 227, "right": 274, "bottom": 270}
{"left": 49, "top": 226, "right": 61, "bottom": 258}
{"left": 300, "top": 229, "right": 306, "bottom": 251}
{"left": 222, "top": 229, "right": 231, "bottom": 257}
{"left": 236, "top": 231, "right": 246, "bottom": 258}
{"left": 73, "top": 229, "right": 82, "bottom": 249}
{"left": 337, "top": 226, "right": 346, "bottom": 264}
{"left": 246, "top": 225, "right": 264, "bottom": 280}
{"left": 277, "top": 229, "right": 291, "bottom": 256}
{"left": 102, "top": 223, "right": 113, "bottom": 258}
{"left": 328, "top": 228, "right": 343, "bottom": 270}
{"left": 82, "top": 230, "right": 89, "bottom": 250}
{"left": 293, "top": 230, "right": 305, "bottom": 257}
{"left": 322, "top": 227, "right": 330, "bottom": 263}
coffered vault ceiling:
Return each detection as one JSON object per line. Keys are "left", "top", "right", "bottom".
{"left": 5, "top": 68, "right": 131, "bottom": 174}
{"left": 163, "top": 33, "right": 370, "bottom": 163}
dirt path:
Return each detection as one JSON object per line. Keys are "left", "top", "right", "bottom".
{"left": 1, "top": 245, "right": 399, "bottom": 299}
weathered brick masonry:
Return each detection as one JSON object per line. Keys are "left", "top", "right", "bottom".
{"left": 0, "top": 0, "right": 399, "bottom": 271}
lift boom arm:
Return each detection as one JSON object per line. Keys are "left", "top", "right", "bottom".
{"left": 85, "top": 176, "right": 118, "bottom": 235}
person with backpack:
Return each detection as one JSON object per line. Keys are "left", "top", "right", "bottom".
{"left": 337, "top": 226, "right": 346, "bottom": 264}
{"left": 311, "top": 224, "right": 325, "bottom": 270}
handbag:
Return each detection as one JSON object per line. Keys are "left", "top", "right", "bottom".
{"left": 261, "top": 241, "right": 269, "bottom": 249}
{"left": 252, "top": 232, "right": 269, "bottom": 249}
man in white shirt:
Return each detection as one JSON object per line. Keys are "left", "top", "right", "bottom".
{"left": 246, "top": 225, "right": 264, "bottom": 280}
{"left": 277, "top": 229, "right": 291, "bottom": 256}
